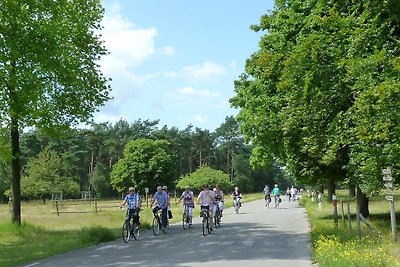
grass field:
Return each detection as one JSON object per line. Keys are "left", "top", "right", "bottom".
{"left": 0, "top": 192, "right": 263, "bottom": 267}
{"left": 300, "top": 190, "right": 400, "bottom": 267}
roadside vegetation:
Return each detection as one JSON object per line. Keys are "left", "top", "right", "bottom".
{"left": 300, "top": 190, "right": 400, "bottom": 267}
{"left": 0, "top": 193, "right": 263, "bottom": 267}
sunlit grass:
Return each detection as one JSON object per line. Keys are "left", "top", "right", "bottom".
{"left": 300, "top": 190, "right": 400, "bottom": 267}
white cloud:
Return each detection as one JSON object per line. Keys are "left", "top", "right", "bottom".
{"left": 160, "top": 46, "right": 176, "bottom": 56}
{"left": 101, "top": 2, "right": 157, "bottom": 68}
{"left": 174, "top": 86, "right": 220, "bottom": 99}
{"left": 183, "top": 61, "right": 226, "bottom": 82}
{"left": 98, "top": 2, "right": 163, "bottom": 110}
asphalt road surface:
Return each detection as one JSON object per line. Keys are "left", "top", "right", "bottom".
{"left": 21, "top": 198, "right": 314, "bottom": 267}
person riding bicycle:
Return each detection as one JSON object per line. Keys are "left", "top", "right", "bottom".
{"left": 162, "top": 185, "right": 173, "bottom": 220}
{"left": 150, "top": 186, "right": 169, "bottom": 230}
{"left": 232, "top": 186, "right": 242, "bottom": 208}
{"left": 272, "top": 184, "right": 281, "bottom": 206}
{"left": 263, "top": 185, "right": 271, "bottom": 206}
{"left": 197, "top": 184, "right": 215, "bottom": 231}
{"left": 213, "top": 184, "right": 224, "bottom": 217}
{"left": 178, "top": 185, "right": 195, "bottom": 226}
{"left": 120, "top": 187, "right": 141, "bottom": 230}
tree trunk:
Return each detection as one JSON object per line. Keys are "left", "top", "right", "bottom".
{"left": 326, "top": 176, "right": 336, "bottom": 203}
{"left": 357, "top": 185, "right": 369, "bottom": 218}
{"left": 11, "top": 116, "right": 21, "bottom": 224}
{"left": 349, "top": 183, "right": 356, "bottom": 198}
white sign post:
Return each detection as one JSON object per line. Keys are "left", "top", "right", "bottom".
{"left": 382, "top": 167, "right": 397, "bottom": 243}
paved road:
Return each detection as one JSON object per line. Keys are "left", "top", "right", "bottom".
{"left": 22, "top": 198, "right": 314, "bottom": 267}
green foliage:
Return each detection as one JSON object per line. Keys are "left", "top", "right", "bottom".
{"left": 300, "top": 193, "right": 400, "bottom": 267}
{"left": 21, "top": 148, "right": 80, "bottom": 200}
{"left": 230, "top": 0, "right": 400, "bottom": 199}
{"left": 79, "top": 225, "right": 115, "bottom": 243}
{"left": 110, "top": 138, "right": 173, "bottom": 192}
{"left": 91, "top": 162, "right": 116, "bottom": 198}
{"left": 0, "top": 0, "right": 111, "bottom": 222}
{"left": 176, "top": 165, "right": 233, "bottom": 192}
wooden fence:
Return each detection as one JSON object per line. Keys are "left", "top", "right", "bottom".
{"left": 52, "top": 198, "right": 121, "bottom": 216}
{"left": 339, "top": 200, "right": 377, "bottom": 238}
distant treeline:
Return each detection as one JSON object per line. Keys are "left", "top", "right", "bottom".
{"left": 0, "top": 116, "right": 289, "bottom": 203}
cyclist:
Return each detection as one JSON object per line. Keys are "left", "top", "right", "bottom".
{"left": 120, "top": 187, "right": 141, "bottom": 230}
{"left": 162, "top": 185, "right": 173, "bottom": 220}
{"left": 232, "top": 186, "right": 242, "bottom": 209}
{"left": 178, "top": 185, "right": 195, "bottom": 226}
{"left": 150, "top": 186, "right": 168, "bottom": 230}
{"left": 197, "top": 184, "right": 215, "bottom": 231}
{"left": 213, "top": 184, "right": 224, "bottom": 218}
{"left": 272, "top": 184, "right": 281, "bottom": 208}
{"left": 263, "top": 185, "right": 271, "bottom": 206}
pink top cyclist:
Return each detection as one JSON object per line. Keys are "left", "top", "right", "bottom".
{"left": 178, "top": 186, "right": 195, "bottom": 225}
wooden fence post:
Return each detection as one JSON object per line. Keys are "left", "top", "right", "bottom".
{"left": 341, "top": 200, "right": 345, "bottom": 224}
{"left": 347, "top": 202, "right": 352, "bottom": 230}
{"left": 356, "top": 204, "right": 361, "bottom": 238}
{"left": 55, "top": 200, "right": 60, "bottom": 216}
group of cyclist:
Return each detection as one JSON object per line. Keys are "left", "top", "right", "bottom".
{"left": 263, "top": 184, "right": 282, "bottom": 208}
{"left": 120, "top": 184, "right": 242, "bottom": 235}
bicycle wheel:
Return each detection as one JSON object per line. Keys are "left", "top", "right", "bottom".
{"left": 202, "top": 215, "right": 207, "bottom": 236}
{"left": 132, "top": 223, "right": 140, "bottom": 240}
{"left": 213, "top": 212, "right": 219, "bottom": 228}
{"left": 163, "top": 219, "right": 169, "bottom": 234}
{"left": 122, "top": 221, "right": 130, "bottom": 243}
{"left": 152, "top": 216, "right": 160, "bottom": 236}
{"left": 182, "top": 211, "right": 188, "bottom": 230}
{"left": 207, "top": 215, "right": 211, "bottom": 234}
{"left": 235, "top": 202, "right": 239, "bottom": 214}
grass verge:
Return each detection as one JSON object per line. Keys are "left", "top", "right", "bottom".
{"left": 300, "top": 191, "right": 400, "bottom": 267}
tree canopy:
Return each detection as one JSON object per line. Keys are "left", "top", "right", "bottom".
{"left": 176, "top": 165, "right": 233, "bottom": 193}
{"left": 0, "top": 0, "right": 111, "bottom": 223}
{"left": 231, "top": 0, "right": 400, "bottom": 216}
{"left": 110, "top": 138, "right": 173, "bottom": 193}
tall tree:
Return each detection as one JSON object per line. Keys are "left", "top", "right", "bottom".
{"left": 0, "top": 0, "right": 111, "bottom": 223}
{"left": 213, "top": 116, "right": 244, "bottom": 181}
{"left": 231, "top": 0, "right": 400, "bottom": 216}
{"left": 110, "top": 138, "right": 173, "bottom": 193}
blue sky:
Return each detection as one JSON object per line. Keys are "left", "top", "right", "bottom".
{"left": 95, "top": 0, "right": 274, "bottom": 131}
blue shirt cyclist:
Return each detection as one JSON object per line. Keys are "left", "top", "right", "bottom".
{"left": 120, "top": 187, "right": 141, "bottom": 226}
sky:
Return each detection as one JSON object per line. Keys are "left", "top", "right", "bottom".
{"left": 95, "top": 0, "right": 275, "bottom": 131}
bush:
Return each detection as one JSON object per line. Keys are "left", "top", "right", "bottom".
{"left": 80, "top": 225, "right": 114, "bottom": 243}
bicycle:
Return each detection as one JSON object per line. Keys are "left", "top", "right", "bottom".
{"left": 152, "top": 207, "right": 168, "bottom": 236}
{"left": 122, "top": 208, "right": 139, "bottom": 243}
{"left": 233, "top": 197, "right": 241, "bottom": 214}
{"left": 213, "top": 202, "right": 221, "bottom": 228}
{"left": 182, "top": 204, "right": 192, "bottom": 230}
{"left": 265, "top": 195, "right": 271, "bottom": 208}
{"left": 274, "top": 195, "right": 281, "bottom": 209}
{"left": 200, "top": 205, "right": 211, "bottom": 236}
